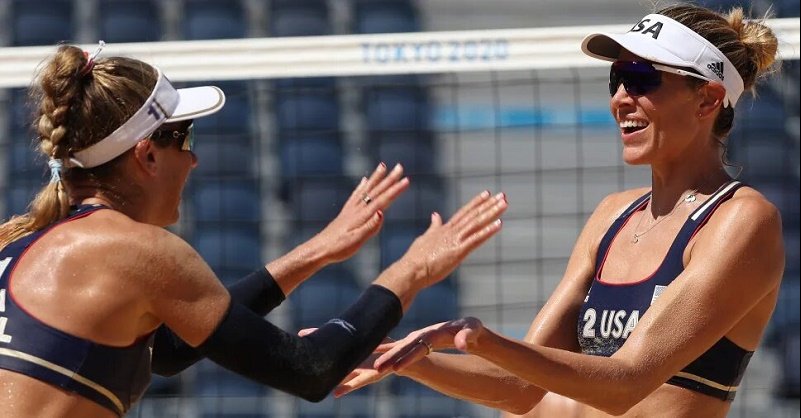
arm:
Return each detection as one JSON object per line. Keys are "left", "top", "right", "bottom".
{"left": 152, "top": 162, "right": 409, "bottom": 375}
{"left": 145, "top": 190, "right": 507, "bottom": 400}
{"left": 393, "top": 193, "right": 784, "bottom": 415}
{"left": 337, "top": 193, "right": 628, "bottom": 413}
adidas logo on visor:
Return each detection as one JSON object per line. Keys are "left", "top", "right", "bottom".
{"left": 707, "top": 62, "right": 725, "bottom": 80}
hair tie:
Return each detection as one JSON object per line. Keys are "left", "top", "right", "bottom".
{"left": 80, "top": 40, "right": 106, "bottom": 76}
{"left": 48, "top": 158, "right": 64, "bottom": 184}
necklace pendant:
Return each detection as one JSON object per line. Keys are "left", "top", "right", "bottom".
{"left": 632, "top": 235, "right": 639, "bottom": 243}
{"left": 685, "top": 194, "right": 697, "bottom": 203}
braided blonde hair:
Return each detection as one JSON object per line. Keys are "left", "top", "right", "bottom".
{"left": 0, "top": 45, "right": 157, "bottom": 249}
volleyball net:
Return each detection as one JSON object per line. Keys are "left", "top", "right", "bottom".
{"left": 1, "top": 19, "right": 799, "bottom": 418}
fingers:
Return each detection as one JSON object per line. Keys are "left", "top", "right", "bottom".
{"left": 368, "top": 163, "right": 408, "bottom": 208}
{"left": 457, "top": 193, "right": 506, "bottom": 241}
{"left": 347, "top": 162, "right": 386, "bottom": 206}
{"left": 461, "top": 218, "right": 503, "bottom": 255}
{"left": 298, "top": 328, "right": 318, "bottom": 337}
{"left": 334, "top": 370, "right": 379, "bottom": 398}
{"left": 392, "top": 342, "right": 430, "bottom": 372}
{"left": 352, "top": 209, "right": 385, "bottom": 240}
{"left": 448, "top": 190, "right": 492, "bottom": 226}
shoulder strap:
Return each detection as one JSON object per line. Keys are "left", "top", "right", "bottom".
{"left": 662, "top": 181, "right": 744, "bottom": 271}
{"left": 594, "top": 191, "right": 652, "bottom": 273}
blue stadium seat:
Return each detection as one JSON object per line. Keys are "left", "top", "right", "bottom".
{"left": 12, "top": 0, "right": 73, "bottom": 46}
{"left": 363, "top": 87, "right": 430, "bottom": 132}
{"left": 192, "top": 179, "right": 261, "bottom": 222}
{"left": 9, "top": 88, "right": 32, "bottom": 138}
{"left": 286, "top": 178, "right": 352, "bottom": 223}
{"left": 99, "top": 0, "right": 160, "bottom": 43}
{"left": 275, "top": 90, "right": 340, "bottom": 133}
{"left": 369, "top": 133, "right": 436, "bottom": 175}
{"left": 734, "top": 140, "right": 792, "bottom": 181}
{"left": 279, "top": 133, "right": 344, "bottom": 181}
{"left": 9, "top": 140, "right": 44, "bottom": 177}
{"left": 192, "top": 361, "right": 269, "bottom": 418}
{"left": 291, "top": 265, "right": 362, "bottom": 329}
{"left": 271, "top": 2, "right": 331, "bottom": 37}
{"left": 382, "top": 177, "right": 442, "bottom": 222}
{"left": 183, "top": 0, "right": 246, "bottom": 40}
{"left": 353, "top": 1, "right": 420, "bottom": 34}
{"left": 5, "top": 183, "right": 42, "bottom": 217}
{"left": 193, "top": 138, "right": 254, "bottom": 177}
{"left": 192, "top": 81, "right": 252, "bottom": 136}
{"left": 193, "top": 226, "right": 261, "bottom": 275}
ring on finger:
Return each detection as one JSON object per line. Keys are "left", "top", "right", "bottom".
{"left": 362, "top": 194, "right": 373, "bottom": 205}
{"left": 416, "top": 338, "right": 433, "bottom": 355}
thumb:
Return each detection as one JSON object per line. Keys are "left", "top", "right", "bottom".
{"left": 430, "top": 211, "right": 442, "bottom": 228}
{"left": 454, "top": 327, "right": 478, "bottom": 352}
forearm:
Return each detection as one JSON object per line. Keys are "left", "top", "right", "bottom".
{"left": 400, "top": 353, "right": 545, "bottom": 415}
{"left": 266, "top": 236, "right": 331, "bottom": 296}
{"left": 472, "top": 329, "right": 646, "bottom": 415}
{"left": 198, "top": 285, "right": 403, "bottom": 402}
{"left": 152, "top": 268, "right": 286, "bottom": 376}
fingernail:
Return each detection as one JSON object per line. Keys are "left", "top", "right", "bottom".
{"left": 392, "top": 163, "right": 402, "bottom": 173}
{"left": 495, "top": 219, "right": 502, "bottom": 226}
{"left": 495, "top": 192, "right": 505, "bottom": 201}
{"left": 378, "top": 162, "right": 386, "bottom": 170}
{"left": 377, "top": 210, "right": 383, "bottom": 219}
{"left": 481, "top": 190, "right": 490, "bottom": 198}
{"left": 360, "top": 177, "right": 367, "bottom": 185}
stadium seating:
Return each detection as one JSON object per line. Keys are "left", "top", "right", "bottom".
{"left": 11, "top": 0, "right": 73, "bottom": 46}
{"left": 285, "top": 177, "right": 352, "bottom": 223}
{"left": 270, "top": 1, "right": 331, "bottom": 37}
{"left": 274, "top": 89, "right": 341, "bottom": 133}
{"left": 98, "top": 0, "right": 160, "bottom": 43}
{"left": 193, "top": 138, "right": 254, "bottom": 177}
{"left": 363, "top": 86, "right": 431, "bottom": 133}
{"left": 279, "top": 132, "right": 344, "bottom": 182}
{"left": 192, "top": 179, "right": 261, "bottom": 223}
{"left": 369, "top": 133, "right": 436, "bottom": 175}
{"left": 352, "top": 0, "right": 420, "bottom": 34}
{"left": 290, "top": 264, "right": 362, "bottom": 330}
{"left": 183, "top": 0, "right": 246, "bottom": 40}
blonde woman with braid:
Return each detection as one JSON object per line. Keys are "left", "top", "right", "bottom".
{"left": 0, "top": 44, "right": 508, "bottom": 417}
{"left": 336, "top": 4, "right": 786, "bottom": 417}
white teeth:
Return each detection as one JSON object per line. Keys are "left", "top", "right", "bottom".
{"left": 619, "top": 120, "right": 648, "bottom": 129}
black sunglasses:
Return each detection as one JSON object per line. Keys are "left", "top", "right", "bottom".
{"left": 150, "top": 123, "right": 195, "bottom": 152}
{"left": 609, "top": 61, "right": 711, "bottom": 97}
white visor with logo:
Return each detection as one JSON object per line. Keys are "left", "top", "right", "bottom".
{"left": 68, "top": 68, "right": 226, "bottom": 168}
{"left": 581, "top": 14, "right": 744, "bottom": 108}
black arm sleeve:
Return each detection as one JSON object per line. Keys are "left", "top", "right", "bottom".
{"left": 197, "top": 285, "right": 403, "bottom": 402}
{"left": 151, "top": 268, "right": 286, "bottom": 376}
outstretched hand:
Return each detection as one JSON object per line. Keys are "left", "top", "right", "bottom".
{"left": 315, "top": 163, "right": 409, "bottom": 263}
{"left": 400, "top": 191, "right": 508, "bottom": 289}
{"left": 374, "top": 317, "right": 485, "bottom": 373}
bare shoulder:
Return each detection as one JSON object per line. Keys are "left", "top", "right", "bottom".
{"left": 588, "top": 187, "right": 650, "bottom": 226}
{"left": 713, "top": 185, "right": 783, "bottom": 233}
{"left": 60, "top": 209, "right": 199, "bottom": 279}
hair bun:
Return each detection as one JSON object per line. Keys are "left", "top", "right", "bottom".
{"left": 727, "top": 8, "right": 778, "bottom": 73}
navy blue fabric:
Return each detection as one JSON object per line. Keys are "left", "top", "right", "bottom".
{"left": 0, "top": 205, "right": 154, "bottom": 416}
{"left": 577, "top": 182, "right": 753, "bottom": 401}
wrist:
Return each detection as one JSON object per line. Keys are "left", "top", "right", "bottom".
{"left": 372, "top": 260, "right": 427, "bottom": 310}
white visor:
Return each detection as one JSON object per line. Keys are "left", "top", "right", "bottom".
{"left": 581, "top": 14, "right": 744, "bottom": 108}
{"left": 68, "top": 68, "right": 225, "bottom": 168}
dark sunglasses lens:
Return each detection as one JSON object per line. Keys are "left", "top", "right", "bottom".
{"left": 609, "top": 61, "right": 661, "bottom": 96}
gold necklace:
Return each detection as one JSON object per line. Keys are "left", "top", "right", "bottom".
{"left": 631, "top": 191, "right": 698, "bottom": 243}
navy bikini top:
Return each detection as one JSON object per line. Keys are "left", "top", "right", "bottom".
{"left": 0, "top": 204, "right": 154, "bottom": 416}
{"left": 577, "top": 181, "right": 753, "bottom": 401}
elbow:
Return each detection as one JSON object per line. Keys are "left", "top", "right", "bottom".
{"left": 593, "top": 380, "right": 651, "bottom": 416}
{"left": 299, "top": 388, "right": 330, "bottom": 403}
{"left": 499, "top": 384, "right": 545, "bottom": 415}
